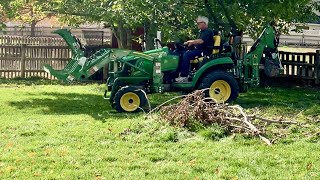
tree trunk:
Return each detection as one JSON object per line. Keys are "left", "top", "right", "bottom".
{"left": 111, "top": 20, "right": 132, "bottom": 49}
{"left": 144, "top": 21, "right": 157, "bottom": 50}
{"left": 118, "top": 21, "right": 127, "bottom": 48}
{"left": 30, "top": 20, "right": 36, "bottom": 37}
{"left": 126, "top": 29, "right": 132, "bottom": 50}
{"left": 29, "top": 8, "right": 36, "bottom": 37}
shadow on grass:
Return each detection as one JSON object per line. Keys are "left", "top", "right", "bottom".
{"left": 8, "top": 92, "right": 142, "bottom": 122}
{"left": 235, "top": 87, "right": 320, "bottom": 116}
{"left": 7, "top": 85, "right": 319, "bottom": 122}
{"left": 0, "top": 77, "right": 103, "bottom": 86}
{"left": 146, "top": 92, "right": 182, "bottom": 108}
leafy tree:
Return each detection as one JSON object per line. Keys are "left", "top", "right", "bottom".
{"left": 45, "top": 0, "right": 199, "bottom": 49}
{"left": 0, "top": 5, "right": 8, "bottom": 30}
{"left": 0, "top": 0, "right": 51, "bottom": 36}
{"left": 48, "top": 0, "right": 320, "bottom": 48}
{"left": 1, "top": 0, "right": 320, "bottom": 48}
{"left": 203, "top": 0, "right": 320, "bottom": 38}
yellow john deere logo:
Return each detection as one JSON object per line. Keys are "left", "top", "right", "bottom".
{"left": 253, "top": 54, "right": 257, "bottom": 59}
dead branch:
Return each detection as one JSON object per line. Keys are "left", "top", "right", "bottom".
{"left": 151, "top": 90, "right": 299, "bottom": 145}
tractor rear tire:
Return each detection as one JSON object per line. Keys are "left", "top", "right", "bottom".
{"left": 198, "top": 70, "right": 239, "bottom": 103}
{"left": 114, "top": 86, "right": 147, "bottom": 113}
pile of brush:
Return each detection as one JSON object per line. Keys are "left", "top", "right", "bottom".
{"left": 154, "top": 90, "right": 298, "bottom": 145}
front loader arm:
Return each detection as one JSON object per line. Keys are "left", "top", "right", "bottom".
{"left": 43, "top": 29, "right": 136, "bottom": 82}
{"left": 44, "top": 28, "right": 157, "bottom": 82}
{"left": 78, "top": 49, "right": 156, "bottom": 80}
{"left": 44, "top": 28, "right": 164, "bottom": 87}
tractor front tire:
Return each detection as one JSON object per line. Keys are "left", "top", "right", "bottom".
{"left": 114, "top": 86, "right": 147, "bottom": 113}
{"left": 198, "top": 70, "right": 239, "bottom": 103}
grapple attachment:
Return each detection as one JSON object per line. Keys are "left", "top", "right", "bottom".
{"left": 44, "top": 48, "right": 112, "bottom": 82}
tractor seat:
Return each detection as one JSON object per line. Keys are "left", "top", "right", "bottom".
{"left": 190, "top": 35, "right": 221, "bottom": 64}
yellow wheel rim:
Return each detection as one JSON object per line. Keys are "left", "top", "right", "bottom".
{"left": 120, "top": 92, "right": 140, "bottom": 112}
{"left": 209, "top": 80, "right": 231, "bottom": 103}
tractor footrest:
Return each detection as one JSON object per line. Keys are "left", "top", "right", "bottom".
{"left": 172, "top": 82, "right": 193, "bottom": 89}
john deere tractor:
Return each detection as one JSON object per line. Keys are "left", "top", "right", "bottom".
{"left": 44, "top": 22, "right": 282, "bottom": 112}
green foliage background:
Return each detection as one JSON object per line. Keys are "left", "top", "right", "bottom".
{"left": 1, "top": 0, "right": 320, "bottom": 47}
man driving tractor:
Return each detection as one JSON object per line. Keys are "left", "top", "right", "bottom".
{"left": 44, "top": 15, "right": 281, "bottom": 112}
{"left": 175, "top": 16, "right": 214, "bottom": 82}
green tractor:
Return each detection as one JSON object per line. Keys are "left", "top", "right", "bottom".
{"left": 44, "top": 22, "right": 282, "bottom": 112}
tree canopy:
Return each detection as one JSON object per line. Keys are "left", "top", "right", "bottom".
{"left": 1, "top": 0, "right": 320, "bottom": 48}
{"left": 0, "top": 0, "right": 52, "bottom": 36}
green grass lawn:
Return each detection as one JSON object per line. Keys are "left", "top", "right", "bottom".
{"left": 0, "top": 79, "right": 319, "bottom": 179}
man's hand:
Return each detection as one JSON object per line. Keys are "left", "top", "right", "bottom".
{"left": 184, "top": 40, "right": 193, "bottom": 47}
{"left": 184, "top": 39, "right": 204, "bottom": 47}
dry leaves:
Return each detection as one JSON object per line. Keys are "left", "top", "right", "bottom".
{"left": 156, "top": 90, "right": 299, "bottom": 145}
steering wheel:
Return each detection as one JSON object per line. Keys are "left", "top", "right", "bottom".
{"left": 173, "top": 41, "right": 196, "bottom": 55}
{"left": 76, "top": 38, "right": 86, "bottom": 50}
{"left": 154, "top": 38, "right": 162, "bottom": 49}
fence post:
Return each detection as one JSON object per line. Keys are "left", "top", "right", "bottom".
{"left": 315, "top": 50, "right": 320, "bottom": 85}
{"left": 20, "top": 44, "right": 26, "bottom": 78}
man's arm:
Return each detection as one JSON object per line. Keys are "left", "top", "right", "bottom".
{"left": 184, "top": 39, "right": 204, "bottom": 46}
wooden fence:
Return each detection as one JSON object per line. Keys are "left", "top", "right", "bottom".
{"left": 0, "top": 45, "right": 70, "bottom": 79}
{"left": 0, "top": 35, "right": 111, "bottom": 46}
{"left": 0, "top": 26, "right": 112, "bottom": 45}
{"left": 278, "top": 50, "right": 320, "bottom": 85}
{"left": 0, "top": 26, "right": 43, "bottom": 36}
{"left": 0, "top": 44, "right": 319, "bottom": 85}
{"left": 0, "top": 35, "right": 67, "bottom": 46}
